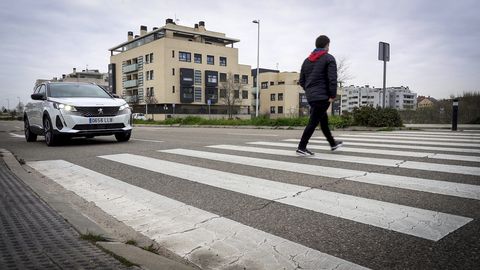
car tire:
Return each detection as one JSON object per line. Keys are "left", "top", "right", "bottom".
{"left": 115, "top": 131, "right": 131, "bottom": 142}
{"left": 43, "top": 115, "right": 59, "bottom": 146}
{"left": 24, "top": 116, "right": 37, "bottom": 142}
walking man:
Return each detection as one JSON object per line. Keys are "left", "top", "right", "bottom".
{"left": 297, "top": 35, "right": 343, "bottom": 155}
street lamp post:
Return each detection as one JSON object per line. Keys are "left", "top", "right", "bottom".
{"left": 252, "top": 19, "right": 260, "bottom": 117}
{"left": 6, "top": 98, "right": 9, "bottom": 112}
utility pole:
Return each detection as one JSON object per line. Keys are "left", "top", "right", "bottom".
{"left": 378, "top": 42, "right": 390, "bottom": 108}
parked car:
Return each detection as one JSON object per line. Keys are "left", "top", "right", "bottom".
{"left": 24, "top": 82, "right": 132, "bottom": 146}
{"left": 132, "top": 113, "right": 147, "bottom": 120}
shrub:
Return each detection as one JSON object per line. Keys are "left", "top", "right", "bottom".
{"left": 352, "top": 106, "right": 403, "bottom": 127}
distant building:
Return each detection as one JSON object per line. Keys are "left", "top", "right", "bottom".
{"left": 109, "top": 19, "right": 252, "bottom": 120}
{"left": 36, "top": 68, "right": 109, "bottom": 89}
{"left": 256, "top": 70, "right": 307, "bottom": 118}
{"left": 340, "top": 85, "right": 417, "bottom": 113}
{"left": 417, "top": 96, "right": 437, "bottom": 108}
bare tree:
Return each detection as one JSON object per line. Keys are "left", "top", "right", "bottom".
{"left": 337, "top": 57, "right": 354, "bottom": 88}
{"left": 219, "top": 72, "right": 246, "bottom": 119}
{"left": 144, "top": 90, "right": 157, "bottom": 120}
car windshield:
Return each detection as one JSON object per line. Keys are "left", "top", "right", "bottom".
{"left": 48, "top": 84, "right": 112, "bottom": 98}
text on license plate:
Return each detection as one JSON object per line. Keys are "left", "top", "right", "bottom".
{"left": 89, "top": 117, "right": 113, "bottom": 124}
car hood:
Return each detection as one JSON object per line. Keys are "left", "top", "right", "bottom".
{"left": 48, "top": 97, "right": 126, "bottom": 107}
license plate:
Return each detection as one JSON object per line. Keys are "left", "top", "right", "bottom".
{"left": 89, "top": 117, "right": 113, "bottom": 124}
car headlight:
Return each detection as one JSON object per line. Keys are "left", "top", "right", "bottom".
{"left": 54, "top": 102, "right": 77, "bottom": 112}
{"left": 119, "top": 103, "right": 129, "bottom": 111}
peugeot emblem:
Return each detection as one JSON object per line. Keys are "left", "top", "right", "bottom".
{"left": 98, "top": 108, "right": 103, "bottom": 114}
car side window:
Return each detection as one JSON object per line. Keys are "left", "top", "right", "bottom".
{"left": 38, "top": 85, "right": 46, "bottom": 97}
{"left": 33, "top": 85, "right": 40, "bottom": 94}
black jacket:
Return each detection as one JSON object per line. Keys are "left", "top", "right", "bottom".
{"left": 299, "top": 50, "right": 338, "bottom": 102}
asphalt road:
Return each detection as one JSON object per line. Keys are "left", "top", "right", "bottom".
{"left": 1, "top": 120, "right": 479, "bottom": 270}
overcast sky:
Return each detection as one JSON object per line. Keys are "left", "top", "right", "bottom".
{"left": 1, "top": 0, "right": 479, "bottom": 109}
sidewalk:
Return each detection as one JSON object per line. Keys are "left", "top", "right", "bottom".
{"left": 0, "top": 159, "right": 135, "bottom": 269}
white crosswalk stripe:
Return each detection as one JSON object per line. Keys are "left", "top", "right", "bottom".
{"left": 359, "top": 132, "right": 480, "bottom": 140}
{"left": 389, "top": 131, "right": 480, "bottom": 137}
{"left": 253, "top": 141, "right": 480, "bottom": 162}
{"left": 207, "top": 144, "right": 480, "bottom": 176}
{"left": 338, "top": 134, "right": 480, "bottom": 143}
{"left": 316, "top": 136, "right": 480, "bottom": 148}
{"left": 159, "top": 148, "right": 480, "bottom": 200}
{"left": 28, "top": 160, "right": 368, "bottom": 270}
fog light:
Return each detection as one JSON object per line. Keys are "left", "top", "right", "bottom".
{"left": 55, "top": 116, "right": 63, "bottom": 130}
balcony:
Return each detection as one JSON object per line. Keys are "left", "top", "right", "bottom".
{"left": 123, "top": 63, "right": 138, "bottom": 73}
{"left": 124, "top": 95, "right": 139, "bottom": 103}
{"left": 123, "top": 79, "right": 138, "bottom": 88}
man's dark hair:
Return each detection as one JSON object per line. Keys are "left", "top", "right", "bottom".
{"left": 315, "top": 35, "right": 330, "bottom": 49}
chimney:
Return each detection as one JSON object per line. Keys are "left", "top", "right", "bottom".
{"left": 199, "top": 21, "right": 206, "bottom": 31}
{"left": 62, "top": 74, "right": 66, "bottom": 79}
{"left": 127, "top": 31, "right": 133, "bottom": 41}
{"left": 153, "top": 27, "right": 158, "bottom": 31}
{"left": 194, "top": 23, "right": 199, "bottom": 30}
{"left": 73, "top": 68, "right": 76, "bottom": 73}
{"left": 140, "top": 25, "right": 147, "bottom": 36}
{"left": 166, "top": 18, "right": 174, "bottom": 25}
{"left": 134, "top": 35, "right": 139, "bottom": 38}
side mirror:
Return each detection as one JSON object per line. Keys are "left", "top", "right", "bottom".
{"left": 112, "top": 94, "right": 120, "bottom": 98}
{"left": 31, "top": 93, "right": 45, "bottom": 100}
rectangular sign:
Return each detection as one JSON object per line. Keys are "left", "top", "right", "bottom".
{"left": 379, "top": 42, "right": 390, "bottom": 61}
{"left": 89, "top": 117, "right": 113, "bottom": 124}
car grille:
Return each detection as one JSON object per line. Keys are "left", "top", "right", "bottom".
{"left": 75, "top": 106, "right": 120, "bottom": 117}
{"left": 73, "top": 123, "right": 125, "bottom": 130}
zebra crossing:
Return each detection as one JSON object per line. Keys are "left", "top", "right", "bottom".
{"left": 27, "top": 130, "right": 480, "bottom": 270}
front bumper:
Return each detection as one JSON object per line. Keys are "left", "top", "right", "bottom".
{"left": 54, "top": 112, "right": 132, "bottom": 137}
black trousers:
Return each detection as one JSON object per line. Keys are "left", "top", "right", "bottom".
{"left": 298, "top": 100, "right": 335, "bottom": 149}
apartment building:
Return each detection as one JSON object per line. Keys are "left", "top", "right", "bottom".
{"left": 340, "top": 85, "right": 417, "bottom": 113}
{"left": 256, "top": 70, "right": 309, "bottom": 118}
{"left": 36, "top": 68, "right": 108, "bottom": 89}
{"left": 109, "top": 19, "right": 252, "bottom": 120}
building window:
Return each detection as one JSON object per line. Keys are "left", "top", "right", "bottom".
{"left": 270, "top": 106, "right": 276, "bottom": 114}
{"left": 278, "top": 106, "right": 283, "bottom": 114}
{"left": 261, "top": 82, "right": 269, "bottom": 89}
{"left": 278, "top": 93, "right": 284, "bottom": 101}
{"left": 194, "top": 87, "right": 202, "bottom": 102}
{"left": 278, "top": 81, "right": 285, "bottom": 85}
{"left": 242, "top": 90, "right": 248, "bottom": 99}
{"left": 270, "top": 81, "right": 274, "bottom": 86}
{"left": 234, "top": 90, "right": 239, "bottom": 99}
{"left": 150, "top": 53, "right": 153, "bottom": 63}
{"left": 146, "top": 70, "right": 154, "bottom": 80}
{"left": 219, "top": 73, "right": 227, "bottom": 82}
{"left": 172, "top": 85, "right": 175, "bottom": 93}
{"left": 241, "top": 75, "right": 248, "bottom": 84}
{"left": 194, "top": 70, "right": 202, "bottom": 85}
{"left": 172, "top": 68, "right": 175, "bottom": 76}
{"left": 234, "top": 74, "right": 239, "bottom": 83}
{"left": 270, "top": 93, "right": 276, "bottom": 101}
{"left": 179, "top": 51, "right": 191, "bottom": 62}
{"left": 207, "top": 55, "right": 214, "bottom": 65}
{"left": 219, "top": 57, "right": 227, "bottom": 66}
{"left": 194, "top": 53, "right": 202, "bottom": 64}
{"left": 220, "top": 89, "right": 226, "bottom": 98}
{"left": 172, "top": 50, "right": 175, "bottom": 58}
{"left": 145, "top": 54, "right": 150, "bottom": 64}
{"left": 207, "top": 74, "right": 217, "bottom": 83}
{"left": 146, "top": 87, "right": 154, "bottom": 97}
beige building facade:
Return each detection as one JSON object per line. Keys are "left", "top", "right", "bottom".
{"left": 36, "top": 68, "right": 108, "bottom": 89}
{"left": 109, "top": 19, "right": 252, "bottom": 120}
{"left": 257, "top": 71, "right": 310, "bottom": 118}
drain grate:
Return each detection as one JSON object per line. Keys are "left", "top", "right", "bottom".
{"left": 0, "top": 161, "right": 132, "bottom": 269}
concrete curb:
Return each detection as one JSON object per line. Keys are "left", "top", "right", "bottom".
{"left": 0, "top": 148, "right": 198, "bottom": 270}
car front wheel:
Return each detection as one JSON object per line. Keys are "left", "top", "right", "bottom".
{"left": 115, "top": 131, "right": 131, "bottom": 142}
{"left": 24, "top": 116, "right": 37, "bottom": 142}
{"left": 43, "top": 116, "right": 59, "bottom": 146}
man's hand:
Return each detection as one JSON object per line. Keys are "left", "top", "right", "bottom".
{"left": 328, "top": 97, "right": 335, "bottom": 103}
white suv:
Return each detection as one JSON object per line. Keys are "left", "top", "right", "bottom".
{"left": 24, "top": 82, "right": 132, "bottom": 146}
